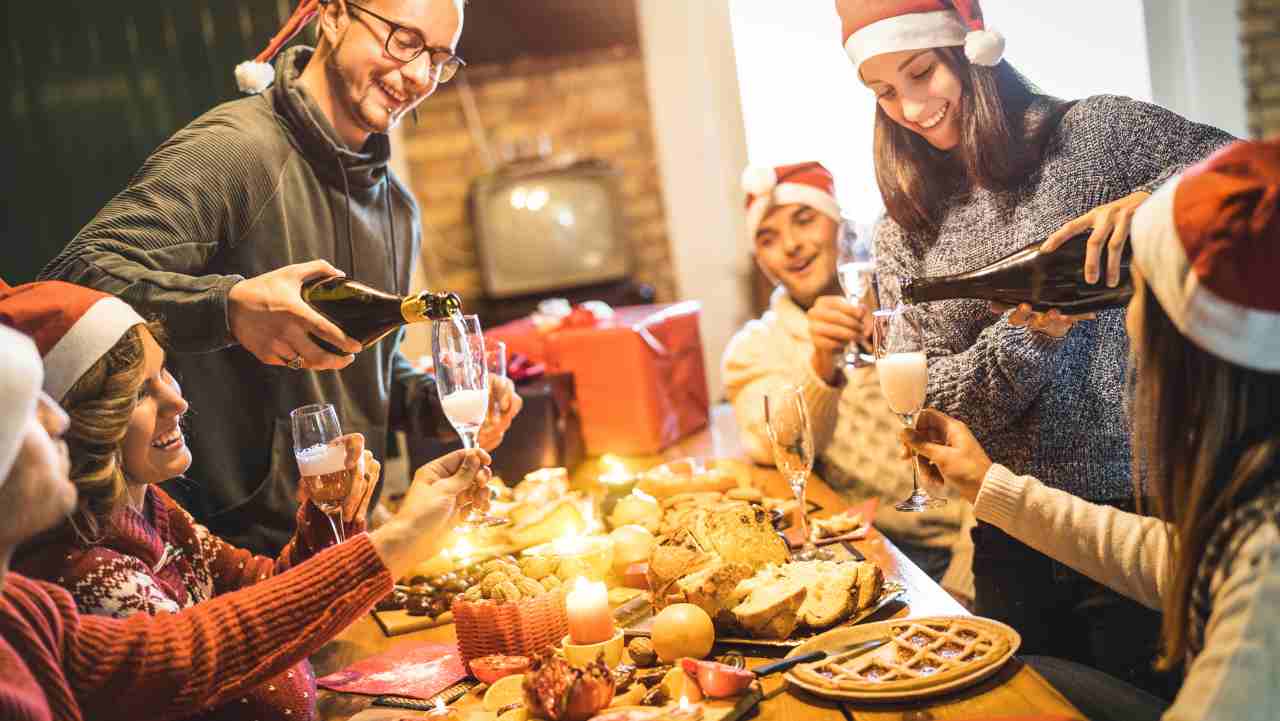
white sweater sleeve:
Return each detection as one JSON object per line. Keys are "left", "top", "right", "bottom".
{"left": 973, "top": 464, "right": 1170, "bottom": 609}
{"left": 975, "top": 465, "right": 1280, "bottom": 721}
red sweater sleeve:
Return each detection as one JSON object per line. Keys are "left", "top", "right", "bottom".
{"left": 63, "top": 532, "right": 390, "bottom": 721}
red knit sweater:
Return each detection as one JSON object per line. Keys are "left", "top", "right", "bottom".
{"left": 14, "top": 487, "right": 364, "bottom": 721}
{"left": 0, "top": 533, "right": 391, "bottom": 721}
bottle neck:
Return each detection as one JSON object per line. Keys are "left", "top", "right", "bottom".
{"left": 400, "top": 295, "right": 429, "bottom": 323}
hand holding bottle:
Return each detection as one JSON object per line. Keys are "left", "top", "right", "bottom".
{"left": 1042, "top": 190, "right": 1151, "bottom": 287}
{"left": 228, "top": 261, "right": 362, "bottom": 371}
{"left": 988, "top": 302, "right": 1093, "bottom": 339}
{"left": 806, "top": 296, "right": 870, "bottom": 384}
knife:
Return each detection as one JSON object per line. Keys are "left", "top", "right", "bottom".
{"left": 750, "top": 636, "right": 890, "bottom": 678}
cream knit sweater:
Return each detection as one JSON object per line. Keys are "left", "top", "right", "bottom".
{"left": 977, "top": 464, "right": 1280, "bottom": 721}
{"left": 723, "top": 287, "right": 975, "bottom": 599}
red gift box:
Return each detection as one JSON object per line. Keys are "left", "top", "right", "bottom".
{"left": 488, "top": 302, "right": 709, "bottom": 455}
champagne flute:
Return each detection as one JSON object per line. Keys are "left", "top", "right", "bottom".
{"left": 872, "top": 307, "right": 947, "bottom": 512}
{"left": 836, "top": 221, "right": 876, "bottom": 368}
{"left": 763, "top": 386, "right": 833, "bottom": 561}
{"left": 433, "top": 314, "right": 507, "bottom": 527}
{"left": 486, "top": 340, "right": 508, "bottom": 420}
{"left": 291, "top": 403, "right": 356, "bottom": 546}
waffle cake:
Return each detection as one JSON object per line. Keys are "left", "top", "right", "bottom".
{"left": 791, "top": 617, "right": 1014, "bottom": 694}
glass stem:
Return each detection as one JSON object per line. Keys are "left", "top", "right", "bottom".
{"left": 326, "top": 512, "right": 345, "bottom": 545}
{"left": 904, "top": 413, "right": 921, "bottom": 495}
{"left": 460, "top": 431, "right": 477, "bottom": 450}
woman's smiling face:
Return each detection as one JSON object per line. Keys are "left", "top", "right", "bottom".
{"left": 861, "top": 48, "right": 964, "bottom": 151}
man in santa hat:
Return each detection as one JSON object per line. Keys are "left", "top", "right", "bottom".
{"left": 722, "top": 162, "right": 975, "bottom": 605}
{"left": 37, "top": 0, "right": 522, "bottom": 554}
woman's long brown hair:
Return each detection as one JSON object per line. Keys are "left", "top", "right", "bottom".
{"left": 1128, "top": 281, "right": 1280, "bottom": 668}
{"left": 58, "top": 322, "right": 164, "bottom": 543}
{"left": 873, "top": 47, "right": 1072, "bottom": 236}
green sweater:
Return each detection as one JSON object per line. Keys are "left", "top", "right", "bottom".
{"left": 41, "top": 47, "right": 446, "bottom": 554}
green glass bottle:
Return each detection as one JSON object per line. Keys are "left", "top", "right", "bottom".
{"left": 301, "top": 276, "right": 463, "bottom": 354}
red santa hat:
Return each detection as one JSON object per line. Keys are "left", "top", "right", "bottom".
{"left": 0, "top": 324, "right": 43, "bottom": 486}
{"left": 0, "top": 282, "right": 147, "bottom": 401}
{"left": 837, "top": 0, "right": 1005, "bottom": 70}
{"left": 235, "top": 0, "right": 322, "bottom": 94}
{"left": 1131, "top": 139, "right": 1280, "bottom": 373}
{"left": 743, "top": 162, "right": 842, "bottom": 243}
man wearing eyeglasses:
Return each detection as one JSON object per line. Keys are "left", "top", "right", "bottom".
{"left": 39, "top": 0, "right": 523, "bottom": 554}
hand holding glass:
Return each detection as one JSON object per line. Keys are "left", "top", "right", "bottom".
{"left": 836, "top": 222, "right": 876, "bottom": 368}
{"left": 432, "top": 314, "right": 506, "bottom": 527}
{"left": 872, "top": 307, "right": 947, "bottom": 512}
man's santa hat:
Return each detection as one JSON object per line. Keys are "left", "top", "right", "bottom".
{"left": 742, "top": 162, "right": 842, "bottom": 243}
{"left": 0, "top": 325, "right": 43, "bottom": 487}
{"left": 838, "top": 0, "right": 1005, "bottom": 70}
{"left": 235, "top": 0, "right": 322, "bottom": 94}
{"left": 1131, "top": 139, "right": 1280, "bottom": 373}
{"left": 0, "top": 282, "right": 147, "bottom": 402}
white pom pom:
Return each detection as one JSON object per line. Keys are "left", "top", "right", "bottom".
{"left": 234, "top": 61, "right": 276, "bottom": 94}
{"left": 965, "top": 29, "right": 1006, "bottom": 67}
{"left": 741, "top": 165, "right": 778, "bottom": 197}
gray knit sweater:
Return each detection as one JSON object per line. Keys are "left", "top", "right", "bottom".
{"left": 875, "top": 95, "right": 1234, "bottom": 502}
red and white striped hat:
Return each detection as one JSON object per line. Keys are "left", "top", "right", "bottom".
{"left": 836, "top": 0, "right": 1005, "bottom": 70}
{"left": 1131, "top": 139, "right": 1280, "bottom": 373}
{"left": 0, "top": 324, "right": 42, "bottom": 486}
{"left": 0, "top": 281, "right": 147, "bottom": 401}
{"left": 742, "top": 162, "right": 842, "bottom": 243}
{"left": 235, "top": 0, "right": 322, "bottom": 94}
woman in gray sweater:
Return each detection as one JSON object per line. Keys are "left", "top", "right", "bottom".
{"left": 836, "top": 0, "right": 1234, "bottom": 694}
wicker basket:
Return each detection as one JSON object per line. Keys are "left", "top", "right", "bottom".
{"left": 452, "top": 589, "right": 569, "bottom": 663}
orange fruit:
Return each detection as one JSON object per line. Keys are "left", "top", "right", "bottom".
{"left": 650, "top": 603, "right": 715, "bottom": 663}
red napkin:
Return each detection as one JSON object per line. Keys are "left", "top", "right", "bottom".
{"left": 316, "top": 642, "right": 467, "bottom": 699}
{"left": 785, "top": 498, "right": 879, "bottom": 549}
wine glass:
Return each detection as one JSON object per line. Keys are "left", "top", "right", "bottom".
{"left": 763, "top": 386, "right": 833, "bottom": 561}
{"left": 486, "top": 340, "right": 508, "bottom": 420}
{"left": 433, "top": 314, "right": 507, "bottom": 527}
{"left": 836, "top": 221, "right": 876, "bottom": 368}
{"left": 290, "top": 403, "right": 355, "bottom": 545}
{"left": 871, "top": 307, "right": 947, "bottom": 512}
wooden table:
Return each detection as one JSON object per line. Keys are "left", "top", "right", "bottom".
{"left": 315, "top": 406, "right": 1083, "bottom": 721}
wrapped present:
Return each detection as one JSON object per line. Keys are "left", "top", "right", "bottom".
{"left": 488, "top": 302, "right": 710, "bottom": 455}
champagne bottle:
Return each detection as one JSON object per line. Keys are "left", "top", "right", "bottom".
{"left": 901, "top": 232, "right": 1133, "bottom": 314}
{"left": 301, "top": 276, "right": 463, "bottom": 354}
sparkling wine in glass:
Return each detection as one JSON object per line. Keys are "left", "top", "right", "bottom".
{"left": 836, "top": 222, "right": 876, "bottom": 368}
{"left": 764, "top": 386, "right": 833, "bottom": 561}
{"left": 872, "top": 307, "right": 947, "bottom": 512}
{"left": 290, "top": 403, "right": 354, "bottom": 545}
{"left": 433, "top": 314, "right": 507, "bottom": 528}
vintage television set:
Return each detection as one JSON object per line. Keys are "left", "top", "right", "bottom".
{"left": 468, "top": 156, "right": 651, "bottom": 325}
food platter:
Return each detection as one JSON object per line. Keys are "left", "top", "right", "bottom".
{"left": 619, "top": 581, "right": 906, "bottom": 649}
{"left": 783, "top": 615, "right": 1020, "bottom": 702}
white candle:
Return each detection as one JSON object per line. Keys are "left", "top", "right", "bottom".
{"left": 565, "top": 578, "right": 613, "bottom": 645}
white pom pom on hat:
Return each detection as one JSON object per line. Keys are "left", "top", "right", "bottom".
{"left": 964, "top": 28, "right": 1006, "bottom": 67}
{"left": 741, "top": 165, "right": 779, "bottom": 197}
{"left": 235, "top": 61, "right": 277, "bottom": 95}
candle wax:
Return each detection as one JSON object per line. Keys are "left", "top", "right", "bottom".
{"left": 565, "top": 579, "right": 614, "bottom": 645}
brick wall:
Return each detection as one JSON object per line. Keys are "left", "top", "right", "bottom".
{"left": 1242, "top": 0, "right": 1280, "bottom": 137}
{"left": 399, "top": 46, "right": 676, "bottom": 303}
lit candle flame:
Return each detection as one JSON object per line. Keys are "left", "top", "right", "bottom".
{"left": 679, "top": 696, "right": 690, "bottom": 710}
{"left": 433, "top": 698, "right": 447, "bottom": 714}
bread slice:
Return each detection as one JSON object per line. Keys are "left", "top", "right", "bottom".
{"left": 675, "top": 561, "right": 755, "bottom": 625}
{"left": 732, "top": 581, "right": 807, "bottom": 639}
{"left": 854, "top": 562, "right": 885, "bottom": 611}
{"left": 690, "top": 505, "right": 789, "bottom": 570}
{"left": 647, "top": 543, "right": 717, "bottom": 609}
{"left": 800, "top": 563, "right": 860, "bottom": 629}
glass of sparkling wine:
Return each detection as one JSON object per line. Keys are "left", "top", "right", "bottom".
{"left": 764, "top": 386, "right": 833, "bottom": 561}
{"left": 872, "top": 307, "right": 947, "bottom": 512}
{"left": 433, "top": 314, "right": 506, "bottom": 528}
{"left": 290, "top": 403, "right": 354, "bottom": 545}
{"left": 836, "top": 222, "right": 876, "bottom": 368}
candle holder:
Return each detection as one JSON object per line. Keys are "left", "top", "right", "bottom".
{"left": 561, "top": 628, "right": 625, "bottom": 669}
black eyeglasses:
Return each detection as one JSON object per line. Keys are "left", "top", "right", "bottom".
{"left": 345, "top": 1, "right": 465, "bottom": 83}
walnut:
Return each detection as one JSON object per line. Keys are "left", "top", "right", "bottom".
{"left": 479, "top": 571, "right": 510, "bottom": 595}
{"left": 627, "top": 637, "right": 658, "bottom": 667}
{"left": 541, "top": 575, "right": 563, "bottom": 591}
{"left": 556, "top": 558, "right": 590, "bottom": 582}
{"left": 462, "top": 585, "right": 484, "bottom": 602}
{"left": 519, "top": 555, "right": 559, "bottom": 580}
{"left": 515, "top": 576, "right": 546, "bottom": 597}
{"left": 491, "top": 581, "right": 522, "bottom": 603}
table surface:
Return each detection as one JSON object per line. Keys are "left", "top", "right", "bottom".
{"left": 315, "top": 405, "right": 1084, "bottom": 721}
